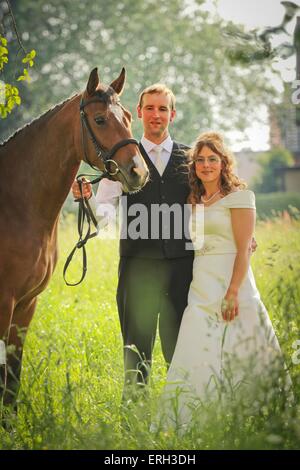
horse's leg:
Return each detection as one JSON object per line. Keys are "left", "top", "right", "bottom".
{"left": 1, "top": 297, "right": 37, "bottom": 409}
{"left": 0, "top": 298, "right": 15, "bottom": 400}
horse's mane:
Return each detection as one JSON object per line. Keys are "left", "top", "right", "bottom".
{"left": 0, "top": 93, "right": 79, "bottom": 148}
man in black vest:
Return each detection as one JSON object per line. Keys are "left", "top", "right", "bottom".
{"left": 72, "top": 84, "right": 194, "bottom": 398}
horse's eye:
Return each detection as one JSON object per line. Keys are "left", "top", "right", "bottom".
{"left": 95, "top": 116, "right": 106, "bottom": 126}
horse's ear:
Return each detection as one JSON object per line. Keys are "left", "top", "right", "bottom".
{"left": 86, "top": 67, "right": 99, "bottom": 96}
{"left": 109, "top": 67, "right": 126, "bottom": 95}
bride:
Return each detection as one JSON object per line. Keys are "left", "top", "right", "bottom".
{"left": 158, "top": 131, "right": 292, "bottom": 431}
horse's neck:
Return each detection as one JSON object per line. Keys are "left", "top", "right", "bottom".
{"left": 1, "top": 95, "right": 81, "bottom": 231}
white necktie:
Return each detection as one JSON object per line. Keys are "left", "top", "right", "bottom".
{"left": 153, "top": 145, "right": 164, "bottom": 176}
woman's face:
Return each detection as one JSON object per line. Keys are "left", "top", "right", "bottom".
{"left": 194, "top": 145, "right": 222, "bottom": 184}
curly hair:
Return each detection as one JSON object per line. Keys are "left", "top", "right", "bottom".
{"left": 187, "top": 131, "right": 247, "bottom": 205}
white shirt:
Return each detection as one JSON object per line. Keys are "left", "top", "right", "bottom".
{"left": 141, "top": 134, "right": 173, "bottom": 171}
{"left": 89, "top": 135, "right": 174, "bottom": 229}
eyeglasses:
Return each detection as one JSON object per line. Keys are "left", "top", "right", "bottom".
{"left": 194, "top": 156, "right": 221, "bottom": 165}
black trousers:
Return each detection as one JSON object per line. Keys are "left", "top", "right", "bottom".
{"left": 116, "top": 256, "right": 194, "bottom": 389}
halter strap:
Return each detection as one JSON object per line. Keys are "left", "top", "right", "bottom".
{"left": 79, "top": 96, "right": 139, "bottom": 174}
{"left": 64, "top": 95, "right": 141, "bottom": 286}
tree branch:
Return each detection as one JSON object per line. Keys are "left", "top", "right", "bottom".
{"left": 5, "top": 0, "right": 26, "bottom": 55}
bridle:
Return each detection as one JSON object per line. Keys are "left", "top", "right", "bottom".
{"left": 79, "top": 94, "right": 139, "bottom": 177}
{"left": 63, "top": 93, "right": 141, "bottom": 287}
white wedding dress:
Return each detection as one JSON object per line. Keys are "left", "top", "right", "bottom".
{"left": 159, "top": 190, "right": 292, "bottom": 430}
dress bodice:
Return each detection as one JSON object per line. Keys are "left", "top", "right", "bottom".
{"left": 192, "top": 190, "right": 256, "bottom": 256}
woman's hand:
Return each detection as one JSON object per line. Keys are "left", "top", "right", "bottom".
{"left": 221, "top": 289, "right": 239, "bottom": 322}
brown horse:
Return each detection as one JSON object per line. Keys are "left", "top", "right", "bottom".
{"left": 0, "top": 67, "right": 148, "bottom": 411}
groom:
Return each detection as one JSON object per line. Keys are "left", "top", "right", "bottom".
{"left": 72, "top": 84, "right": 194, "bottom": 397}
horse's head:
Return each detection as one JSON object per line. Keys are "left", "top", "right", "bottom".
{"left": 79, "top": 67, "right": 149, "bottom": 193}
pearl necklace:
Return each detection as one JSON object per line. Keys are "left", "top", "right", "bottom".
{"left": 201, "top": 190, "right": 221, "bottom": 203}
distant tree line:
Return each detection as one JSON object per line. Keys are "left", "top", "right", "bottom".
{"left": 0, "top": 0, "right": 280, "bottom": 146}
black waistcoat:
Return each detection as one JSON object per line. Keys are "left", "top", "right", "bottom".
{"left": 119, "top": 142, "right": 194, "bottom": 259}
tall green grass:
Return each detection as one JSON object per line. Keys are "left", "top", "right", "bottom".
{"left": 0, "top": 215, "right": 299, "bottom": 449}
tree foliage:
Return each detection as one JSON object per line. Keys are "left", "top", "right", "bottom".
{"left": 223, "top": 1, "right": 299, "bottom": 65}
{"left": 253, "top": 147, "right": 295, "bottom": 193}
{"left": 0, "top": 0, "right": 36, "bottom": 118}
{"left": 0, "top": 0, "right": 279, "bottom": 145}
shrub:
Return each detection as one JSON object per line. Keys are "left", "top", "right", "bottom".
{"left": 255, "top": 192, "right": 300, "bottom": 220}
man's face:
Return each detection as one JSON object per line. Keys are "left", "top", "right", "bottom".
{"left": 137, "top": 92, "right": 176, "bottom": 141}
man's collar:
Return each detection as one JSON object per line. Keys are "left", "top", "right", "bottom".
{"left": 141, "top": 135, "right": 173, "bottom": 154}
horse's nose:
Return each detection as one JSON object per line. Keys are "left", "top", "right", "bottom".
{"left": 132, "top": 163, "right": 145, "bottom": 177}
{"left": 122, "top": 157, "right": 149, "bottom": 191}
{"left": 132, "top": 155, "right": 149, "bottom": 180}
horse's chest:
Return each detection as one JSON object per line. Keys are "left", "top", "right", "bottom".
{"left": 26, "top": 236, "right": 58, "bottom": 277}
{"left": 1, "top": 231, "right": 58, "bottom": 300}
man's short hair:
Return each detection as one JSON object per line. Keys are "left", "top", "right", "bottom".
{"left": 138, "top": 84, "right": 176, "bottom": 111}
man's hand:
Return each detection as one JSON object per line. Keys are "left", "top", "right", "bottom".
{"left": 72, "top": 178, "right": 92, "bottom": 200}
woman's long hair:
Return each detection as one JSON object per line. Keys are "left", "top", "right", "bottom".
{"left": 187, "top": 131, "right": 247, "bottom": 205}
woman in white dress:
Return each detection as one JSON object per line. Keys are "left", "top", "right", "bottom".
{"left": 158, "top": 131, "right": 292, "bottom": 431}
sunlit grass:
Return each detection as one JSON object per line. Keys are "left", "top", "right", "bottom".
{"left": 0, "top": 215, "right": 299, "bottom": 449}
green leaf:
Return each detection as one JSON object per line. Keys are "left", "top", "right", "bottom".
{"left": 0, "top": 108, "right": 8, "bottom": 118}
{"left": 7, "top": 98, "right": 15, "bottom": 111}
{"left": 0, "top": 37, "right": 7, "bottom": 46}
